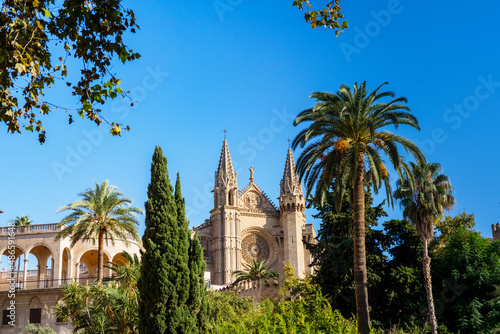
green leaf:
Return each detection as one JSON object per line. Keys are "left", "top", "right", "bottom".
{"left": 15, "top": 63, "right": 24, "bottom": 73}
{"left": 41, "top": 104, "right": 50, "bottom": 114}
{"left": 119, "top": 49, "right": 129, "bottom": 64}
{"left": 42, "top": 8, "right": 52, "bottom": 18}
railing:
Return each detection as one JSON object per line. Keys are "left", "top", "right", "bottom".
{"left": 1, "top": 223, "right": 58, "bottom": 235}
{"left": 0, "top": 276, "right": 115, "bottom": 291}
{"left": 1, "top": 224, "right": 140, "bottom": 242}
{"left": 0, "top": 269, "right": 43, "bottom": 279}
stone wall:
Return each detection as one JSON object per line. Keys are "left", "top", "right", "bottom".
{"left": 493, "top": 223, "right": 500, "bottom": 241}
{"left": 219, "top": 277, "right": 280, "bottom": 303}
{"left": 0, "top": 289, "right": 72, "bottom": 334}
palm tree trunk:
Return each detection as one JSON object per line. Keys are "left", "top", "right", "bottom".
{"left": 98, "top": 232, "right": 104, "bottom": 281}
{"left": 422, "top": 239, "right": 438, "bottom": 334}
{"left": 353, "top": 152, "right": 370, "bottom": 334}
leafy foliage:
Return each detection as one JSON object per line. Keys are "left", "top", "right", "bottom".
{"left": 382, "top": 219, "right": 427, "bottom": 327}
{"left": 206, "top": 290, "right": 254, "bottom": 332}
{"left": 104, "top": 250, "right": 141, "bottom": 303}
{"left": 435, "top": 211, "right": 475, "bottom": 245}
{"left": 56, "top": 251, "right": 140, "bottom": 333}
{"left": 56, "top": 180, "right": 142, "bottom": 281}
{"left": 433, "top": 227, "right": 500, "bottom": 334}
{"left": 19, "top": 323, "right": 57, "bottom": 334}
{"left": 232, "top": 259, "right": 279, "bottom": 285}
{"left": 208, "top": 266, "right": 359, "bottom": 334}
{"left": 55, "top": 280, "right": 139, "bottom": 334}
{"left": 208, "top": 265, "right": 427, "bottom": 333}
{"left": 305, "top": 190, "right": 388, "bottom": 319}
{"left": 1, "top": 0, "right": 140, "bottom": 143}
{"left": 292, "top": 1, "right": 348, "bottom": 34}
{"left": 306, "top": 188, "right": 429, "bottom": 328}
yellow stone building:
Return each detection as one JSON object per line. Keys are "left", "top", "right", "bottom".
{"left": 193, "top": 139, "right": 316, "bottom": 286}
{"left": 0, "top": 224, "right": 140, "bottom": 333}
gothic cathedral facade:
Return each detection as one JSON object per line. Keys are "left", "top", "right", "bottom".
{"left": 193, "top": 139, "right": 316, "bottom": 285}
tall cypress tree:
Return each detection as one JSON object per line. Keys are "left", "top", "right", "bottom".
{"left": 139, "top": 146, "right": 193, "bottom": 333}
{"left": 188, "top": 232, "right": 211, "bottom": 332}
{"left": 175, "top": 172, "right": 210, "bottom": 333}
{"left": 173, "top": 173, "right": 196, "bottom": 331}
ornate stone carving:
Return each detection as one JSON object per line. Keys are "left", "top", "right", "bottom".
{"left": 241, "top": 233, "right": 270, "bottom": 264}
{"left": 245, "top": 191, "right": 262, "bottom": 209}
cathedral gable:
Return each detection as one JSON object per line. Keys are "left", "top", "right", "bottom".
{"left": 238, "top": 183, "right": 278, "bottom": 213}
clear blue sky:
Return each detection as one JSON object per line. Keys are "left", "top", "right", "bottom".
{"left": 1, "top": 0, "right": 499, "bottom": 238}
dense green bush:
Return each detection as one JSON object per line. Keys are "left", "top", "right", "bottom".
{"left": 206, "top": 265, "right": 429, "bottom": 334}
{"left": 19, "top": 324, "right": 57, "bottom": 334}
{"left": 433, "top": 227, "right": 500, "bottom": 333}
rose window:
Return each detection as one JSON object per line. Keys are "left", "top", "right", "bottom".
{"left": 241, "top": 233, "right": 270, "bottom": 264}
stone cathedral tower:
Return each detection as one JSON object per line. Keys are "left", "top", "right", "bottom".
{"left": 279, "top": 147, "right": 307, "bottom": 278}
{"left": 193, "top": 139, "right": 316, "bottom": 286}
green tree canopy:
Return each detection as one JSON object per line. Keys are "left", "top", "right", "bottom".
{"left": 435, "top": 211, "right": 475, "bottom": 245}
{"left": 1, "top": 0, "right": 140, "bottom": 143}
{"left": 382, "top": 219, "right": 426, "bottom": 327}
{"left": 433, "top": 227, "right": 500, "bottom": 334}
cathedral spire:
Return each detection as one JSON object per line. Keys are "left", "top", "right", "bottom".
{"left": 280, "top": 147, "right": 303, "bottom": 197}
{"left": 215, "top": 138, "right": 237, "bottom": 190}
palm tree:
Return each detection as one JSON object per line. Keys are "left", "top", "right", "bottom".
{"left": 12, "top": 215, "right": 33, "bottom": 226}
{"left": 56, "top": 180, "right": 143, "bottom": 281}
{"left": 394, "top": 162, "right": 454, "bottom": 334}
{"left": 105, "top": 251, "right": 140, "bottom": 301}
{"left": 292, "top": 81, "right": 425, "bottom": 334}
{"left": 232, "top": 259, "right": 278, "bottom": 285}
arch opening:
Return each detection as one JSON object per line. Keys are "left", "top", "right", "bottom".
{"left": 78, "top": 250, "right": 110, "bottom": 284}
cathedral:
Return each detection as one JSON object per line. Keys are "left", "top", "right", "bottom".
{"left": 193, "top": 138, "right": 316, "bottom": 286}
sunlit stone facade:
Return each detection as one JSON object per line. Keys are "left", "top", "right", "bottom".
{"left": 0, "top": 224, "right": 140, "bottom": 333}
{"left": 193, "top": 139, "right": 316, "bottom": 286}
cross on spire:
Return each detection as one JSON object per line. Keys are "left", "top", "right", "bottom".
{"left": 224, "top": 128, "right": 227, "bottom": 139}
{"left": 288, "top": 138, "right": 291, "bottom": 148}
